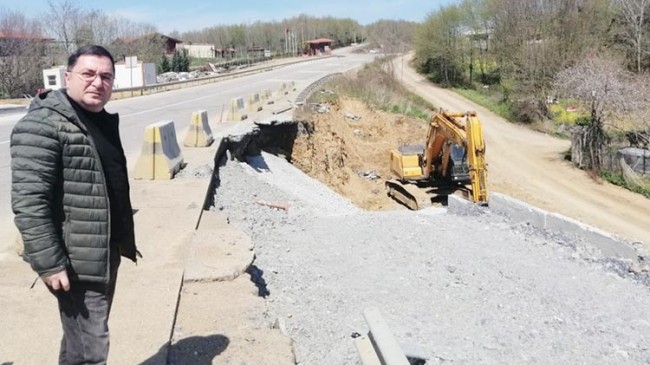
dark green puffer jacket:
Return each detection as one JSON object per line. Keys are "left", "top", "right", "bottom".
{"left": 10, "top": 89, "right": 137, "bottom": 284}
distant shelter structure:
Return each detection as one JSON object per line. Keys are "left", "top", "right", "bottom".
{"left": 305, "top": 38, "right": 333, "bottom": 56}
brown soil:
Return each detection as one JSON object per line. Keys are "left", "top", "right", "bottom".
{"left": 292, "top": 97, "right": 429, "bottom": 211}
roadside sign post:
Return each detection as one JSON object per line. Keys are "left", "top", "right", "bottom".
{"left": 125, "top": 56, "right": 138, "bottom": 88}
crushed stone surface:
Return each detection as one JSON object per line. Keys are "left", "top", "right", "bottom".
{"left": 213, "top": 151, "right": 650, "bottom": 365}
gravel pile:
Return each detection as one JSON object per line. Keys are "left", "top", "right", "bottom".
{"left": 213, "top": 151, "right": 650, "bottom": 365}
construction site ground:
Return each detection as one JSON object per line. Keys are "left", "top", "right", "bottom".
{"left": 290, "top": 57, "right": 650, "bottom": 246}
{"left": 2, "top": 54, "right": 650, "bottom": 365}
{"left": 292, "top": 97, "right": 428, "bottom": 212}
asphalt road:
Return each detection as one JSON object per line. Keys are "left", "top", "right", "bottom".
{"left": 0, "top": 48, "right": 377, "bottom": 253}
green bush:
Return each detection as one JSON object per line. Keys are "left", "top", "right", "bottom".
{"left": 511, "top": 98, "right": 545, "bottom": 124}
{"left": 548, "top": 102, "right": 589, "bottom": 125}
{"left": 159, "top": 55, "right": 171, "bottom": 73}
{"left": 600, "top": 170, "right": 650, "bottom": 198}
{"left": 452, "top": 87, "right": 513, "bottom": 120}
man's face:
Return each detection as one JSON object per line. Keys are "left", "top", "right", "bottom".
{"left": 64, "top": 55, "right": 114, "bottom": 113}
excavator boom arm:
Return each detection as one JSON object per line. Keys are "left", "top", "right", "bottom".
{"left": 466, "top": 115, "right": 488, "bottom": 204}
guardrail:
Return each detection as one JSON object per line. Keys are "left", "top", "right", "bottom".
{"left": 294, "top": 72, "right": 342, "bottom": 106}
{"left": 111, "top": 55, "right": 334, "bottom": 101}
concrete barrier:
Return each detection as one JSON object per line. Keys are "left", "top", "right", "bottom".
{"left": 261, "top": 89, "right": 274, "bottom": 105}
{"left": 183, "top": 110, "right": 214, "bottom": 147}
{"left": 227, "top": 97, "right": 248, "bottom": 121}
{"left": 447, "top": 194, "right": 484, "bottom": 216}
{"left": 247, "top": 93, "right": 263, "bottom": 112}
{"left": 545, "top": 212, "right": 638, "bottom": 261}
{"left": 490, "top": 193, "right": 547, "bottom": 229}
{"left": 488, "top": 192, "right": 638, "bottom": 262}
{"left": 279, "top": 83, "right": 289, "bottom": 95}
{"left": 133, "top": 121, "right": 184, "bottom": 180}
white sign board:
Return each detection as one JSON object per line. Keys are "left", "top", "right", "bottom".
{"left": 125, "top": 56, "right": 138, "bottom": 69}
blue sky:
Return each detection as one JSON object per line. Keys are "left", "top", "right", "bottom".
{"left": 1, "top": 0, "right": 456, "bottom": 33}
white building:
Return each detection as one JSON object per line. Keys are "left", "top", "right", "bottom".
{"left": 42, "top": 66, "right": 66, "bottom": 90}
{"left": 177, "top": 43, "right": 215, "bottom": 59}
{"left": 114, "top": 61, "right": 157, "bottom": 89}
{"left": 41, "top": 60, "right": 157, "bottom": 91}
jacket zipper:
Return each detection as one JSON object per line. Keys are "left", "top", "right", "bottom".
{"left": 72, "top": 115, "right": 112, "bottom": 284}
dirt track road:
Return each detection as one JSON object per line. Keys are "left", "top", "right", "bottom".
{"left": 397, "top": 55, "right": 650, "bottom": 246}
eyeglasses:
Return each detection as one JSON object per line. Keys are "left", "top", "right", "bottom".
{"left": 70, "top": 70, "right": 114, "bottom": 85}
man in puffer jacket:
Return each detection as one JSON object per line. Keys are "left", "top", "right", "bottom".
{"left": 11, "top": 45, "right": 139, "bottom": 365}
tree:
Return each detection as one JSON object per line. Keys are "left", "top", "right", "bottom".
{"left": 365, "top": 19, "right": 417, "bottom": 54}
{"left": 43, "top": 1, "right": 163, "bottom": 65}
{"left": 74, "top": 9, "right": 116, "bottom": 47}
{"left": 178, "top": 15, "right": 363, "bottom": 57}
{"left": 554, "top": 55, "right": 648, "bottom": 171}
{"left": 459, "top": 0, "right": 491, "bottom": 84}
{"left": 43, "top": 0, "right": 82, "bottom": 53}
{"left": 614, "top": 0, "right": 649, "bottom": 73}
{"left": 171, "top": 50, "right": 181, "bottom": 72}
{"left": 0, "top": 8, "right": 48, "bottom": 98}
{"left": 180, "top": 49, "right": 190, "bottom": 71}
{"left": 415, "top": 4, "right": 466, "bottom": 86}
{"left": 168, "top": 49, "right": 189, "bottom": 72}
{"left": 109, "top": 32, "right": 166, "bottom": 64}
{"left": 159, "top": 54, "right": 170, "bottom": 73}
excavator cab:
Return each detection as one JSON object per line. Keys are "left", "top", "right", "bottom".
{"left": 447, "top": 143, "right": 470, "bottom": 183}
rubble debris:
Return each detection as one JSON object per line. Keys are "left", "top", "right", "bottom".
{"left": 344, "top": 112, "right": 361, "bottom": 121}
{"left": 311, "top": 103, "right": 331, "bottom": 114}
{"left": 156, "top": 70, "right": 220, "bottom": 84}
{"left": 175, "top": 164, "right": 213, "bottom": 179}
{"left": 255, "top": 200, "right": 289, "bottom": 211}
{"left": 357, "top": 170, "right": 380, "bottom": 181}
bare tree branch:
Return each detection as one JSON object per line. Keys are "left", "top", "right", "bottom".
{"left": 43, "top": 0, "right": 82, "bottom": 53}
{"left": 614, "top": 0, "right": 649, "bottom": 73}
{"left": 0, "top": 8, "right": 48, "bottom": 97}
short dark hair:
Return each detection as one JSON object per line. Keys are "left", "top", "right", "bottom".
{"left": 67, "top": 45, "right": 115, "bottom": 72}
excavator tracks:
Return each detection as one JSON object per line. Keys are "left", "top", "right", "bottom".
{"left": 385, "top": 180, "right": 432, "bottom": 210}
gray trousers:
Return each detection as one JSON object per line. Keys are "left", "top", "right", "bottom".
{"left": 50, "top": 258, "right": 120, "bottom": 365}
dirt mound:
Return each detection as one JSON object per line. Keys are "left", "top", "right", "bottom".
{"left": 291, "top": 97, "right": 428, "bottom": 210}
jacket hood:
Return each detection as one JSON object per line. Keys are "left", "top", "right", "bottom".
{"left": 28, "top": 88, "right": 119, "bottom": 129}
{"left": 29, "top": 89, "right": 77, "bottom": 120}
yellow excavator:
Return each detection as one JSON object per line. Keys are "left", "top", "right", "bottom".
{"left": 386, "top": 110, "right": 488, "bottom": 209}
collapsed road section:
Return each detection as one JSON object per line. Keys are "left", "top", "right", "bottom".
{"left": 204, "top": 115, "right": 650, "bottom": 365}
